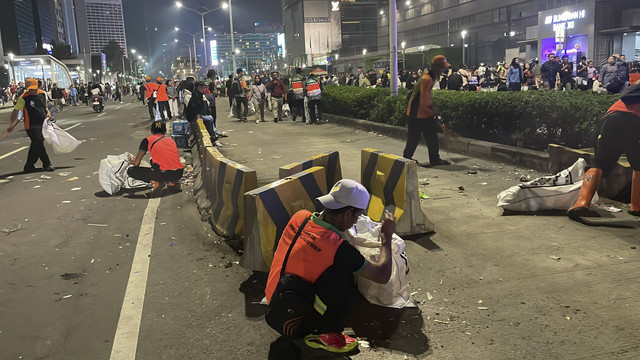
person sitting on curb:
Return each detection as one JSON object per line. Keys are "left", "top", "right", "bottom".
{"left": 265, "top": 179, "right": 396, "bottom": 356}
{"left": 567, "top": 83, "right": 640, "bottom": 220}
{"left": 128, "top": 121, "right": 184, "bottom": 193}
{"left": 185, "top": 81, "right": 226, "bottom": 143}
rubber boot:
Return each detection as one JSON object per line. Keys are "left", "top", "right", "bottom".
{"left": 567, "top": 167, "right": 602, "bottom": 219}
{"left": 629, "top": 170, "right": 640, "bottom": 216}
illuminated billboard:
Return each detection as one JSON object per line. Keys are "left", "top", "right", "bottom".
{"left": 277, "top": 33, "right": 286, "bottom": 58}
{"left": 210, "top": 40, "right": 219, "bottom": 66}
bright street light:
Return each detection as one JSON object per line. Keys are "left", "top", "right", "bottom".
{"left": 362, "top": 49, "right": 367, "bottom": 55}
{"left": 461, "top": 30, "right": 468, "bottom": 66}
{"left": 175, "top": 1, "right": 182, "bottom": 8}
{"left": 174, "top": 27, "right": 180, "bottom": 31}
{"left": 401, "top": 41, "right": 406, "bottom": 49}
{"left": 222, "top": 2, "right": 228, "bottom": 9}
{"left": 174, "top": 39, "right": 179, "bottom": 42}
{"left": 379, "top": 10, "right": 384, "bottom": 15}
{"left": 138, "top": 55, "right": 142, "bottom": 60}
{"left": 461, "top": 30, "right": 467, "bottom": 38}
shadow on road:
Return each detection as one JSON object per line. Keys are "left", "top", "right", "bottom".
{"left": 0, "top": 166, "right": 75, "bottom": 180}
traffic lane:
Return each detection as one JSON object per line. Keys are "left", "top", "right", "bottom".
{"left": 0, "top": 98, "right": 154, "bottom": 359}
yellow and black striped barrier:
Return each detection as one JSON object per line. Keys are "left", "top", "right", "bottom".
{"left": 202, "top": 147, "right": 258, "bottom": 237}
{"left": 279, "top": 151, "right": 342, "bottom": 193}
{"left": 241, "top": 166, "right": 328, "bottom": 271}
{"left": 361, "top": 148, "right": 435, "bottom": 235}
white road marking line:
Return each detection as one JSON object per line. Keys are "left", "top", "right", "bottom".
{"left": 109, "top": 197, "right": 161, "bottom": 360}
{"left": 64, "top": 123, "right": 82, "bottom": 131}
{"left": 98, "top": 112, "right": 107, "bottom": 117}
{"left": 0, "top": 146, "right": 29, "bottom": 161}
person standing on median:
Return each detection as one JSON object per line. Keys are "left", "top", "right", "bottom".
{"left": 402, "top": 55, "right": 451, "bottom": 167}
{"left": 266, "top": 179, "right": 396, "bottom": 355}
{"left": 6, "top": 78, "right": 55, "bottom": 173}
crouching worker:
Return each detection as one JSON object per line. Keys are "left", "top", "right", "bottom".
{"left": 128, "top": 121, "right": 184, "bottom": 192}
{"left": 265, "top": 179, "right": 395, "bottom": 356}
{"left": 568, "top": 83, "right": 640, "bottom": 219}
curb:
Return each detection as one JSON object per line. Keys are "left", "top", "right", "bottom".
{"left": 323, "top": 113, "right": 551, "bottom": 171}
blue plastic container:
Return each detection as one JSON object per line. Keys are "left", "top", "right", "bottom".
{"left": 172, "top": 120, "right": 190, "bottom": 135}
{"left": 172, "top": 134, "right": 188, "bottom": 148}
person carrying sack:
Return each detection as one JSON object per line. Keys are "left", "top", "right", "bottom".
{"left": 127, "top": 121, "right": 184, "bottom": 193}
{"left": 265, "top": 179, "right": 396, "bottom": 353}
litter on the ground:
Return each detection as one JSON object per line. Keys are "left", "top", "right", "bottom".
{"left": 419, "top": 178, "right": 429, "bottom": 185}
{"left": 603, "top": 206, "right": 622, "bottom": 213}
{"left": 458, "top": 186, "right": 465, "bottom": 191}
{"left": 480, "top": 182, "right": 488, "bottom": 185}
{"left": 40, "top": 175, "right": 52, "bottom": 179}
{"left": 477, "top": 307, "right": 489, "bottom": 310}
{"left": 88, "top": 223, "right": 108, "bottom": 227}
{"left": 468, "top": 169, "right": 478, "bottom": 174}
{"left": 427, "top": 292, "right": 434, "bottom": 301}
{"left": 61, "top": 200, "right": 71, "bottom": 204}
{"left": 66, "top": 177, "right": 79, "bottom": 182}
{"left": 1, "top": 224, "right": 22, "bottom": 235}
{"left": 419, "top": 192, "right": 430, "bottom": 199}
{"left": 58, "top": 172, "right": 71, "bottom": 176}
{"left": 551, "top": 256, "right": 561, "bottom": 261}
{"left": 71, "top": 187, "right": 81, "bottom": 191}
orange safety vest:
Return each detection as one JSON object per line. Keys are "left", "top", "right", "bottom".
{"left": 21, "top": 90, "right": 47, "bottom": 130}
{"left": 144, "top": 83, "right": 158, "bottom": 99}
{"left": 146, "top": 134, "right": 185, "bottom": 171}
{"left": 265, "top": 210, "right": 344, "bottom": 303}
{"left": 156, "top": 83, "right": 168, "bottom": 101}
{"left": 291, "top": 80, "right": 304, "bottom": 95}
{"left": 306, "top": 82, "right": 321, "bottom": 97}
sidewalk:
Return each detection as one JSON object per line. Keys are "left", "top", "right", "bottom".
{"left": 212, "top": 100, "right": 640, "bottom": 359}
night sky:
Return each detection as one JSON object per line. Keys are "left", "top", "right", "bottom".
{"left": 123, "top": 0, "right": 283, "bottom": 73}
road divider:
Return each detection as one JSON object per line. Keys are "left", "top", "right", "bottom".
{"left": 241, "top": 166, "right": 327, "bottom": 271}
{"left": 361, "top": 148, "right": 434, "bottom": 235}
{"left": 279, "top": 151, "right": 342, "bottom": 193}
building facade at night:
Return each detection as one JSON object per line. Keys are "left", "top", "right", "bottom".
{"left": 211, "top": 33, "right": 282, "bottom": 74}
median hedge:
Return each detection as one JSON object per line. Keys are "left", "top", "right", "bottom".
{"left": 322, "top": 86, "right": 620, "bottom": 149}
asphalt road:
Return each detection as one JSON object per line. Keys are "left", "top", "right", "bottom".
{"left": 0, "top": 97, "right": 639, "bottom": 360}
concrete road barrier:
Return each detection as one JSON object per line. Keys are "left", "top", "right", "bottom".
{"left": 202, "top": 147, "right": 258, "bottom": 237}
{"left": 361, "top": 148, "right": 435, "bottom": 235}
{"left": 279, "top": 151, "right": 342, "bottom": 192}
{"left": 241, "top": 166, "right": 327, "bottom": 271}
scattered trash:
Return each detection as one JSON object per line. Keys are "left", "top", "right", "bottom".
{"left": 478, "top": 300, "right": 483, "bottom": 304}
{"left": 480, "top": 182, "right": 488, "bottom": 186}
{"left": 88, "top": 224, "right": 108, "bottom": 227}
{"left": 33, "top": 185, "right": 41, "bottom": 189}
{"left": 58, "top": 172, "right": 72, "bottom": 177}
{"left": 603, "top": 206, "right": 622, "bottom": 213}
{"left": 410, "top": 291, "right": 418, "bottom": 296}
{"left": 467, "top": 169, "right": 478, "bottom": 174}
{"left": 419, "top": 178, "right": 430, "bottom": 185}
{"left": 257, "top": 148, "right": 262, "bottom": 155}
{"left": 224, "top": 261, "right": 233, "bottom": 268}
{"left": 1, "top": 224, "right": 22, "bottom": 235}
{"left": 427, "top": 292, "right": 434, "bottom": 301}
{"left": 160, "top": 222, "right": 167, "bottom": 225}
{"left": 62, "top": 295, "right": 72, "bottom": 299}
{"left": 519, "top": 175, "right": 529, "bottom": 181}
{"left": 359, "top": 340, "right": 370, "bottom": 348}
{"left": 66, "top": 177, "right": 79, "bottom": 182}
{"left": 419, "top": 192, "right": 430, "bottom": 200}
{"left": 566, "top": 316, "right": 571, "bottom": 320}
{"left": 272, "top": 155, "right": 282, "bottom": 159}
{"left": 91, "top": 259, "right": 95, "bottom": 263}
{"left": 0, "top": 179, "right": 9, "bottom": 183}
{"left": 61, "top": 200, "right": 71, "bottom": 204}
{"left": 170, "top": 243, "right": 174, "bottom": 247}
{"left": 346, "top": 139, "right": 351, "bottom": 143}
{"left": 70, "top": 187, "right": 81, "bottom": 191}
{"left": 477, "top": 307, "right": 489, "bottom": 310}
{"left": 248, "top": 131, "right": 254, "bottom": 134}
{"left": 433, "top": 319, "right": 449, "bottom": 324}
{"left": 40, "top": 175, "right": 52, "bottom": 179}
{"left": 458, "top": 186, "right": 465, "bottom": 191}
{"left": 22, "top": 179, "right": 39, "bottom": 182}
{"left": 550, "top": 256, "right": 561, "bottom": 261}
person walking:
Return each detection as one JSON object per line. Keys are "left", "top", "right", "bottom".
{"left": 249, "top": 75, "right": 266, "bottom": 124}
{"left": 267, "top": 71, "right": 286, "bottom": 122}
{"left": 305, "top": 72, "right": 323, "bottom": 124}
{"left": 506, "top": 57, "right": 524, "bottom": 91}
{"left": 51, "top": 83, "right": 64, "bottom": 112}
{"left": 143, "top": 76, "right": 158, "bottom": 120}
{"left": 167, "top": 80, "right": 179, "bottom": 120}
{"left": 233, "top": 68, "right": 250, "bottom": 121}
{"left": 6, "top": 78, "right": 55, "bottom": 173}
{"left": 114, "top": 83, "right": 122, "bottom": 103}
{"left": 156, "top": 77, "right": 171, "bottom": 120}
{"left": 69, "top": 84, "right": 78, "bottom": 106}
{"left": 225, "top": 74, "right": 234, "bottom": 109}
{"left": 403, "top": 55, "right": 451, "bottom": 167}
{"left": 290, "top": 67, "right": 306, "bottom": 122}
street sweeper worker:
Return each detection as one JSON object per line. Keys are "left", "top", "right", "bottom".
{"left": 568, "top": 83, "right": 640, "bottom": 219}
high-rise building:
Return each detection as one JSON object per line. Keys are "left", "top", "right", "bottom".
{"left": 79, "top": 0, "right": 127, "bottom": 54}
{"left": 212, "top": 33, "right": 281, "bottom": 73}
{"left": 0, "top": 0, "right": 39, "bottom": 55}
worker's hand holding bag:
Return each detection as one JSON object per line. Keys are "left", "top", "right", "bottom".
{"left": 265, "top": 217, "right": 325, "bottom": 338}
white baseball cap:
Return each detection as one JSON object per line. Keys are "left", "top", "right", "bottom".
{"left": 316, "top": 179, "right": 370, "bottom": 210}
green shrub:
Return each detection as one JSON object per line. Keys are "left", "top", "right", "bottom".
{"left": 324, "top": 87, "right": 619, "bottom": 149}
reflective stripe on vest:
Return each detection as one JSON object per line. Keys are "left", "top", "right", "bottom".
{"left": 306, "top": 82, "right": 321, "bottom": 97}
{"left": 146, "top": 134, "right": 185, "bottom": 171}
{"left": 291, "top": 81, "right": 304, "bottom": 95}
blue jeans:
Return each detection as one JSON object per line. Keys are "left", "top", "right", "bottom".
{"left": 200, "top": 115, "right": 216, "bottom": 138}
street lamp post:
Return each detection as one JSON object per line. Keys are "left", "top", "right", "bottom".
{"left": 8, "top": 53, "right": 15, "bottom": 84}
{"left": 461, "top": 30, "right": 467, "bottom": 66}
{"left": 401, "top": 41, "right": 406, "bottom": 70}
{"left": 389, "top": 0, "right": 398, "bottom": 96}
{"left": 362, "top": 49, "right": 367, "bottom": 69}
{"left": 419, "top": 45, "right": 425, "bottom": 68}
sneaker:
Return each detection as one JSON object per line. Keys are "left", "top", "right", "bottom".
{"left": 149, "top": 180, "right": 165, "bottom": 193}
{"left": 43, "top": 165, "right": 55, "bottom": 172}
{"left": 430, "top": 159, "right": 451, "bottom": 166}
{"left": 167, "top": 181, "right": 181, "bottom": 190}
{"left": 304, "top": 333, "right": 358, "bottom": 353}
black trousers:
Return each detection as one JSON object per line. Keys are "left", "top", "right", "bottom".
{"left": 291, "top": 98, "right": 305, "bottom": 121}
{"left": 508, "top": 82, "right": 522, "bottom": 91}
{"left": 127, "top": 164, "right": 183, "bottom": 183}
{"left": 593, "top": 111, "right": 640, "bottom": 177}
{"left": 308, "top": 99, "right": 322, "bottom": 123}
{"left": 403, "top": 116, "right": 442, "bottom": 164}
{"left": 147, "top": 98, "right": 156, "bottom": 120}
{"left": 25, "top": 126, "right": 51, "bottom": 169}
{"left": 158, "top": 101, "right": 171, "bottom": 120}
{"left": 235, "top": 96, "right": 248, "bottom": 119}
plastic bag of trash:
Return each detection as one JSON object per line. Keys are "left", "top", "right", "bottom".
{"left": 497, "top": 158, "right": 598, "bottom": 211}
{"left": 42, "top": 119, "right": 83, "bottom": 154}
{"left": 98, "top": 152, "right": 149, "bottom": 195}
{"left": 343, "top": 215, "right": 415, "bottom": 308}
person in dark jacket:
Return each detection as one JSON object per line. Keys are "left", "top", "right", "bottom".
{"left": 540, "top": 53, "right": 560, "bottom": 90}
{"left": 568, "top": 83, "right": 640, "bottom": 220}
{"left": 559, "top": 56, "right": 575, "bottom": 90}
{"left": 267, "top": 71, "right": 286, "bottom": 122}
{"left": 185, "top": 81, "right": 224, "bottom": 142}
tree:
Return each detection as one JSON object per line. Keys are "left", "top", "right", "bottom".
{"left": 102, "top": 40, "right": 125, "bottom": 73}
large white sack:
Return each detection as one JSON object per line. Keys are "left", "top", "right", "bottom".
{"left": 497, "top": 158, "right": 599, "bottom": 212}
{"left": 98, "top": 153, "right": 149, "bottom": 195}
{"left": 343, "top": 215, "right": 415, "bottom": 309}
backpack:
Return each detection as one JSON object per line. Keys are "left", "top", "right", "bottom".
{"left": 231, "top": 78, "right": 242, "bottom": 96}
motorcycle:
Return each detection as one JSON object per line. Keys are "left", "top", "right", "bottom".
{"left": 92, "top": 96, "right": 104, "bottom": 113}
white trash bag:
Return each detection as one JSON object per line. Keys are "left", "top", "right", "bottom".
{"left": 497, "top": 158, "right": 598, "bottom": 212}
{"left": 42, "top": 119, "right": 83, "bottom": 154}
{"left": 98, "top": 152, "right": 149, "bottom": 195}
{"left": 343, "top": 215, "right": 415, "bottom": 308}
